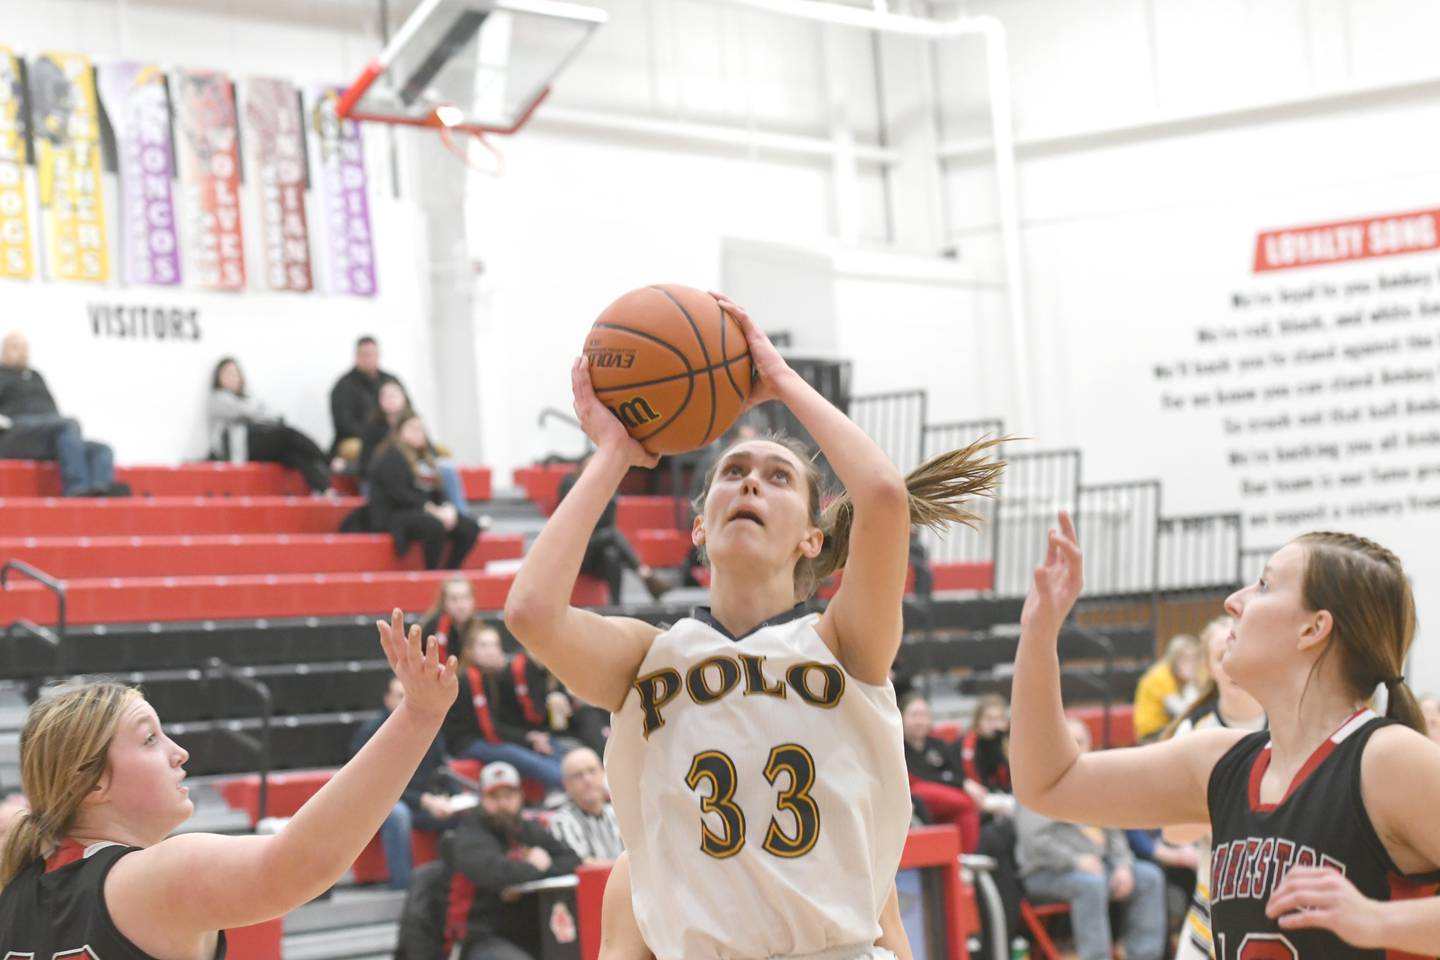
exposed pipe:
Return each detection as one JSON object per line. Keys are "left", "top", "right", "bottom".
{"left": 531, "top": 105, "right": 901, "bottom": 166}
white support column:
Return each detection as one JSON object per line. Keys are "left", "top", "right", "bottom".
{"left": 822, "top": 22, "right": 863, "bottom": 244}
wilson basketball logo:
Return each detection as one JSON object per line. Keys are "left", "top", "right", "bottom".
{"left": 610, "top": 397, "right": 661, "bottom": 428}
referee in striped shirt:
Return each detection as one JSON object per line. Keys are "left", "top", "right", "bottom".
{"left": 548, "top": 748, "right": 624, "bottom": 864}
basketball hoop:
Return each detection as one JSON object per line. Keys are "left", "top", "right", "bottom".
{"left": 434, "top": 105, "right": 505, "bottom": 176}
{"left": 334, "top": 0, "right": 605, "bottom": 170}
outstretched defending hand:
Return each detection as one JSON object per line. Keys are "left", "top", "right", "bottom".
{"left": 1020, "top": 511, "right": 1084, "bottom": 641}
{"left": 376, "top": 608, "right": 458, "bottom": 723}
{"left": 571, "top": 356, "right": 659, "bottom": 469}
{"left": 1267, "top": 866, "right": 1383, "bottom": 948}
{"left": 711, "top": 291, "right": 792, "bottom": 412}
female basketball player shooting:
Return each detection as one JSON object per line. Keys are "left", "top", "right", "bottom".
{"left": 1011, "top": 514, "right": 1440, "bottom": 958}
{"left": 505, "top": 292, "right": 1002, "bottom": 960}
{"left": 0, "top": 611, "right": 456, "bottom": 958}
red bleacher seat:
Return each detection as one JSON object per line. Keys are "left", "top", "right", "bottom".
{"left": 3, "top": 570, "right": 607, "bottom": 624}
{"left": 0, "top": 496, "right": 362, "bottom": 537}
{"left": 513, "top": 464, "right": 573, "bottom": 516}
{"left": 0, "top": 532, "right": 524, "bottom": 578}
{"left": 615, "top": 495, "right": 684, "bottom": 531}
{"left": 0, "top": 461, "right": 495, "bottom": 502}
{"left": 931, "top": 561, "right": 994, "bottom": 593}
{"left": 633, "top": 529, "right": 691, "bottom": 568}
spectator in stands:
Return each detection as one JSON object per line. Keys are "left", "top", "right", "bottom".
{"left": 960, "top": 693, "right": 1012, "bottom": 793}
{"left": 444, "top": 762, "right": 580, "bottom": 960}
{"left": 443, "top": 624, "right": 565, "bottom": 791}
{"left": 350, "top": 676, "right": 465, "bottom": 892}
{"left": 206, "top": 357, "right": 334, "bottom": 495}
{"left": 423, "top": 575, "right": 484, "bottom": 664}
{"left": 900, "top": 693, "right": 982, "bottom": 852}
{"left": 329, "top": 335, "right": 402, "bottom": 471}
{"left": 1131, "top": 633, "right": 1200, "bottom": 742}
{"left": 1419, "top": 693, "right": 1440, "bottom": 744}
{"left": 359, "top": 380, "right": 471, "bottom": 513}
{"left": 900, "top": 694, "right": 1021, "bottom": 946}
{"left": 556, "top": 454, "right": 671, "bottom": 603}
{"left": 1016, "top": 719, "right": 1166, "bottom": 960}
{"left": 548, "top": 748, "right": 623, "bottom": 865}
{"left": 368, "top": 413, "right": 480, "bottom": 570}
{"left": 0, "top": 332, "right": 129, "bottom": 497}
{"left": 1124, "top": 825, "right": 1197, "bottom": 943}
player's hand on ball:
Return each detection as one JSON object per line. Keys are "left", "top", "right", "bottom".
{"left": 1020, "top": 511, "right": 1084, "bottom": 640}
{"left": 711, "top": 291, "right": 790, "bottom": 411}
{"left": 376, "top": 608, "right": 458, "bottom": 722}
{"left": 1266, "top": 866, "right": 1384, "bottom": 948}
{"left": 571, "top": 356, "right": 659, "bottom": 469}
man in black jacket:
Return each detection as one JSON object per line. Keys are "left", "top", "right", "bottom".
{"left": 445, "top": 762, "right": 580, "bottom": 960}
{"left": 329, "top": 335, "right": 402, "bottom": 465}
{"left": 350, "top": 675, "right": 464, "bottom": 891}
{"left": 0, "top": 332, "right": 128, "bottom": 496}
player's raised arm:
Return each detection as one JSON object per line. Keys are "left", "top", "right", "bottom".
{"left": 713, "top": 294, "right": 911, "bottom": 685}
{"left": 102, "top": 610, "right": 457, "bottom": 944}
{"left": 1010, "top": 513, "right": 1243, "bottom": 828}
{"left": 504, "top": 358, "right": 662, "bottom": 711}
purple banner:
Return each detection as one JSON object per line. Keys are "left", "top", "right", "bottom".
{"left": 97, "top": 62, "right": 180, "bottom": 286}
{"left": 309, "top": 86, "right": 375, "bottom": 297}
{"left": 245, "top": 77, "right": 312, "bottom": 292}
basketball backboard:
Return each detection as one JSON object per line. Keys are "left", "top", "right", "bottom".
{"left": 337, "top": 0, "right": 606, "bottom": 135}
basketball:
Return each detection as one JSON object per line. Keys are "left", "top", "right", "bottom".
{"left": 582, "top": 284, "right": 753, "bottom": 455}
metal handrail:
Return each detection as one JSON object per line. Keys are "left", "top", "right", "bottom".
{"left": 958, "top": 854, "right": 1007, "bottom": 960}
{"left": 1, "top": 560, "right": 67, "bottom": 674}
{"left": 537, "top": 407, "right": 584, "bottom": 432}
{"left": 206, "top": 658, "right": 274, "bottom": 823}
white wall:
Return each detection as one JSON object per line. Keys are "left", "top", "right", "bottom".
{"left": 1, "top": 201, "right": 434, "bottom": 462}
{"left": 934, "top": 0, "right": 1440, "bottom": 683}
{"left": 1, "top": 0, "right": 442, "bottom": 462}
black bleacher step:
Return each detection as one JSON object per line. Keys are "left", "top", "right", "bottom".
{"left": 958, "top": 665, "right": 1144, "bottom": 702}
{"left": 60, "top": 616, "right": 383, "bottom": 675}
{"left": 903, "top": 624, "right": 1154, "bottom": 673}
{"left": 168, "top": 710, "right": 374, "bottom": 777}
{"left": 911, "top": 597, "right": 1027, "bottom": 633}
{"left": 121, "top": 659, "right": 392, "bottom": 722}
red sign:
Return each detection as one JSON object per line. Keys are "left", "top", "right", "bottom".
{"left": 174, "top": 69, "right": 246, "bottom": 291}
{"left": 1253, "top": 208, "right": 1440, "bottom": 273}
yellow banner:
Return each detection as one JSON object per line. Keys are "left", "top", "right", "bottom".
{"left": 0, "top": 46, "right": 33, "bottom": 280}
{"left": 30, "top": 52, "right": 109, "bottom": 283}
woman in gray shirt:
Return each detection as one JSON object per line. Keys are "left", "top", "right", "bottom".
{"left": 207, "top": 357, "right": 333, "bottom": 494}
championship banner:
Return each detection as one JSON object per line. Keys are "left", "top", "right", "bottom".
{"left": 28, "top": 52, "right": 109, "bottom": 283}
{"left": 97, "top": 62, "right": 180, "bottom": 286}
{"left": 309, "top": 86, "right": 375, "bottom": 296}
{"left": 245, "top": 77, "right": 312, "bottom": 292}
{"left": 173, "top": 69, "right": 245, "bottom": 291}
{"left": 0, "top": 47, "right": 33, "bottom": 280}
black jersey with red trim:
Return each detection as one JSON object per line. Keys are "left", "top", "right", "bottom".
{"left": 0, "top": 839, "right": 227, "bottom": 960}
{"left": 1207, "top": 709, "right": 1440, "bottom": 960}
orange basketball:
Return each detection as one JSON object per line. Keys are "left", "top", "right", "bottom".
{"left": 583, "top": 284, "right": 753, "bottom": 455}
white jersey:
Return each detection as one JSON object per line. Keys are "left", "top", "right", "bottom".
{"left": 606, "top": 606, "right": 911, "bottom": 960}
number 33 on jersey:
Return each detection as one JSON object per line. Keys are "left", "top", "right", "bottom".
{"left": 606, "top": 607, "right": 912, "bottom": 960}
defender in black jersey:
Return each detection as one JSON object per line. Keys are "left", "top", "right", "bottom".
{"left": 1207, "top": 710, "right": 1440, "bottom": 959}
{"left": 0, "top": 610, "right": 456, "bottom": 960}
{"left": 1008, "top": 519, "right": 1440, "bottom": 958}
{"left": 0, "top": 838, "right": 228, "bottom": 959}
